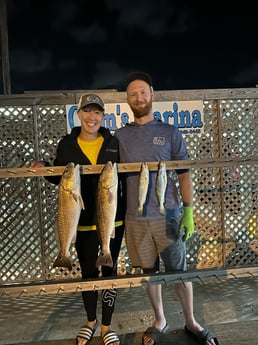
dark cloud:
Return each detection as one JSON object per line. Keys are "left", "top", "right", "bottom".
{"left": 3, "top": 0, "right": 258, "bottom": 93}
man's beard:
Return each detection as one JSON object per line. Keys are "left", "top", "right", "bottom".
{"left": 130, "top": 101, "right": 152, "bottom": 119}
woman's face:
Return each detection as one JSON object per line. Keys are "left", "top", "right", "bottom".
{"left": 78, "top": 105, "right": 104, "bottom": 135}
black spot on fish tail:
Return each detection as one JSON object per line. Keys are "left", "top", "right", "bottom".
{"left": 96, "top": 253, "right": 113, "bottom": 268}
{"left": 53, "top": 255, "right": 72, "bottom": 270}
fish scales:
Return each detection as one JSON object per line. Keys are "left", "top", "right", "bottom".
{"left": 54, "top": 162, "right": 84, "bottom": 270}
{"left": 137, "top": 162, "right": 149, "bottom": 216}
{"left": 156, "top": 160, "right": 167, "bottom": 215}
{"left": 96, "top": 161, "right": 118, "bottom": 268}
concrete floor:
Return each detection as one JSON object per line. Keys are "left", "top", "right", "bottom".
{"left": 1, "top": 276, "right": 258, "bottom": 345}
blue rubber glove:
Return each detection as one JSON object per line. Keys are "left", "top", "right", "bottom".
{"left": 180, "top": 206, "right": 195, "bottom": 241}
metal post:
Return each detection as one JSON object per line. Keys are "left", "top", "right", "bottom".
{"left": 0, "top": 0, "right": 11, "bottom": 94}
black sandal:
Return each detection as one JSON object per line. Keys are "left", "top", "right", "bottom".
{"left": 184, "top": 325, "right": 219, "bottom": 345}
{"left": 142, "top": 323, "right": 169, "bottom": 345}
{"left": 102, "top": 330, "right": 120, "bottom": 345}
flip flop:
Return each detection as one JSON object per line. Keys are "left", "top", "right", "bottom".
{"left": 142, "top": 323, "right": 169, "bottom": 345}
{"left": 76, "top": 320, "right": 98, "bottom": 345}
{"left": 102, "top": 330, "right": 120, "bottom": 345}
{"left": 184, "top": 325, "right": 219, "bottom": 344}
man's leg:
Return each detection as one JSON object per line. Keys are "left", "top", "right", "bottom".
{"left": 175, "top": 281, "right": 218, "bottom": 345}
{"left": 142, "top": 284, "right": 167, "bottom": 345}
{"left": 146, "top": 284, "right": 166, "bottom": 328}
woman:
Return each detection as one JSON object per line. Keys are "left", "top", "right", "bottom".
{"left": 31, "top": 93, "right": 125, "bottom": 345}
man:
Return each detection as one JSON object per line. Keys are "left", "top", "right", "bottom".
{"left": 115, "top": 72, "right": 219, "bottom": 345}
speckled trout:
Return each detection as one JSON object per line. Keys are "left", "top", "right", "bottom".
{"left": 96, "top": 161, "right": 118, "bottom": 268}
{"left": 156, "top": 160, "right": 167, "bottom": 215}
{"left": 137, "top": 162, "right": 149, "bottom": 216}
{"left": 54, "top": 162, "right": 84, "bottom": 270}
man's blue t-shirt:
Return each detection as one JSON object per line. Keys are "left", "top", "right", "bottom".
{"left": 115, "top": 119, "right": 189, "bottom": 220}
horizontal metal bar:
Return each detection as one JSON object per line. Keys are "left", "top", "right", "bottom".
{"left": 0, "top": 156, "right": 257, "bottom": 178}
{"left": 1, "top": 267, "right": 257, "bottom": 298}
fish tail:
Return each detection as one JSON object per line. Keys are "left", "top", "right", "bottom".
{"left": 159, "top": 206, "right": 166, "bottom": 215}
{"left": 96, "top": 253, "right": 113, "bottom": 268}
{"left": 53, "top": 255, "right": 72, "bottom": 270}
{"left": 136, "top": 207, "right": 143, "bottom": 216}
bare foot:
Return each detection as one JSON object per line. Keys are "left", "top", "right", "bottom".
{"left": 76, "top": 320, "right": 98, "bottom": 345}
{"left": 185, "top": 324, "right": 218, "bottom": 345}
{"left": 101, "top": 326, "right": 120, "bottom": 345}
{"left": 142, "top": 322, "right": 169, "bottom": 345}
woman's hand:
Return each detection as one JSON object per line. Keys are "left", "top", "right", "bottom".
{"left": 24, "top": 160, "right": 46, "bottom": 168}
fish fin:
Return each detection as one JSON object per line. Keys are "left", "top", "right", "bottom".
{"left": 80, "top": 195, "right": 85, "bottom": 209}
{"left": 108, "top": 190, "right": 114, "bottom": 204}
{"left": 70, "top": 191, "right": 85, "bottom": 210}
{"left": 53, "top": 254, "right": 72, "bottom": 270}
{"left": 71, "top": 231, "right": 77, "bottom": 244}
{"left": 111, "top": 227, "right": 115, "bottom": 239}
{"left": 98, "top": 268, "right": 103, "bottom": 278}
{"left": 54, "top": 219, "right": 61, "bottom": 250}
{"left": 71, "top": 191, "right": 80, "bottom": 203}
{"left": 96, "top": 253, "right": 113, "bottom": 268}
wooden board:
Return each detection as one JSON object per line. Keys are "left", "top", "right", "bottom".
{"left": 0, "top": 156, "right": 257, "bottom": 178}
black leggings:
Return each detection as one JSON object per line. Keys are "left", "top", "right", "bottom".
{"left": 75, "top": 225, "right": 124, "bottom": 325}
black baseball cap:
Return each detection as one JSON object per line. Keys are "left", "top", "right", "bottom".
{"left": 124, "top": 71, "right": 153, "bottom": 89}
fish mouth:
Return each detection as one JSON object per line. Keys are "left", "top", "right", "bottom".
{"left": 66, "top": 162, "right": 75, "bottom": 167}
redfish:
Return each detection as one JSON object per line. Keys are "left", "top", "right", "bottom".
{"left": 96, "top": 161, "right": 118, "bottom": 268}
{"left": 54, "top": 162, "right": 84, "bottom": 270}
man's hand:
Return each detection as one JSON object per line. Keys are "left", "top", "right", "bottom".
{"left": 180, "top": 206, "right": 195, "bottom": 240}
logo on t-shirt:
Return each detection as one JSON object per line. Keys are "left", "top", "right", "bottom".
{"left": 153, "top": 137, "right": 165, "bottom": 145}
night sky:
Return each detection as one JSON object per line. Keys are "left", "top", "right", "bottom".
{"left": 3, "top": 0, "right": 258, "bottom": 94}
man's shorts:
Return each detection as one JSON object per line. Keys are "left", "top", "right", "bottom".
{"left": 125, "top": 216, "right": 187, "bottom": 272}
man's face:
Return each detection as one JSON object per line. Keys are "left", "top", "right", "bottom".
{"left": 127, "top": 80, "right": 154, "bottom": 119}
